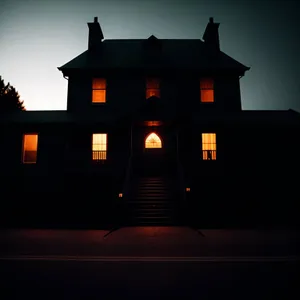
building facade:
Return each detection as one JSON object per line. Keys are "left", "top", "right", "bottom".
{"left": 1, "top": 17, "right": 299, "bottom": 229}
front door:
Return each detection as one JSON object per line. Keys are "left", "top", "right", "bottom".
{"left": 131, "top": 124, "right": 176, "bottom": 176}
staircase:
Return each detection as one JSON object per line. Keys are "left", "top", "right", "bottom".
{"left": 125, "top": 175, "right": 179, "bottom": 225}
{"left": 123, "top": 153, "right": 182, "bottom": 226}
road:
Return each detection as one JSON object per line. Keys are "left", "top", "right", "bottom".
{"left": 0, "top": 227, "right": 298, "bottom": 299}
{"left": 1, "top": 258, "right": 298, "bottom": 300}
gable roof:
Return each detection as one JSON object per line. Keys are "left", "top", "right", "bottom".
{"left": 58, "top": 38, "right": 250, "bottom": 75}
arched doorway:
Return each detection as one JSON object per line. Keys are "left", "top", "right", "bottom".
{"left": 145, "top": 132, "right": 162, "bottom": 149}
{"left": 142, "top": 132, "right": 164, "bottom": 174}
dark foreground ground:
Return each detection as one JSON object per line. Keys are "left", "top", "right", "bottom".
{"left": 1, "top": 260, "right": 298, "bottom": 300}
{"left": 0, "top": 227, "right": 299, "bottom": 299}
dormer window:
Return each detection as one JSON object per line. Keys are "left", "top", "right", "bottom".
{"left": 92, "top": 78, "right": 106, "bottom": 103}
{"left": 146, "top": 78, "right": 160, "bottom": 99}
{"left": 200, "top": 78, "right": 214, "bottom": 102}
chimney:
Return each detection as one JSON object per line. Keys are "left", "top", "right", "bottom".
{"left": 202, "top": 17, "right": 220, "bottom": 52}
{"left": 87, "top": 16, "right": 104, "bottom": 51}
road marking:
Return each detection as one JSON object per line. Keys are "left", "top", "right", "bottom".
{"left": 0, "top": 256, "right": 299, "bottom": 262}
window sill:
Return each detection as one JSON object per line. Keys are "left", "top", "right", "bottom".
{"left": 92, "top": 160, "right": 107, "bottom": 164}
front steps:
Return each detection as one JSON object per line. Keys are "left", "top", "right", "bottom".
{"left": 124, "top": 176, "right": 180, "bottom": 225}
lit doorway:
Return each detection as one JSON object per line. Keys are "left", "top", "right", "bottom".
{"left": 145, "top": 132, "right": 162, "bottom": 149}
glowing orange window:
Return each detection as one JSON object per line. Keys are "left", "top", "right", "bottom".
{"left": 92, "top": 133, "right": 107, "bottom": 160}
{"left": 145, "top": 132, "right": 162, "bottom": 148}
{"left": 146, "top": 78, "right": 160, "bottom": 99}
{"left": 202, "top": 133, "right": 216, "bottom": 160}
{"left": 92, "top": 78, "right": 106, "bottom": 103}
{"left": 22, "top": 134, "right": 38, "bottom": 163}
{"left": 200, "top": 78, "right": 214, "bottom": 102}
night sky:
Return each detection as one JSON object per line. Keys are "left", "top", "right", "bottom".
{"left": 0, "top": 0, "right": 299, "bottom": 111}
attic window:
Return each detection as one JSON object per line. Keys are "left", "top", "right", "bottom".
{"left": 200, "top": 78, "right": 214, "bottom": 102}
{"left": 92, "top": 78, "right": 106, "bottom": 103}
{"left": 146, "top": 78, "right": 160, "bottom": 99}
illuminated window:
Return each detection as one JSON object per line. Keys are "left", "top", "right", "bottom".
{"left": 22, "top": 134, "right": 38, "bottom": 164}
{"left": 146, "top": 78, "right": 160, "bottom": 99}
{"left": 202, "top": 133, "right": 216, "bottom": 160}
{"left": 92, "top": 78, "right": 106, "bottom": 103}
{"left": 92, "top": 133, "right": 107, "bottom": 160}
{"left": 145, "top": 132, "right": 162, "bottom": 148}
{"left": 200, "top": 78, "right": 214, "bottom": 102}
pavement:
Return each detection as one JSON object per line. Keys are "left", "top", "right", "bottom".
{"left": 0, "top": 226, "right": 299, "bottom": 259}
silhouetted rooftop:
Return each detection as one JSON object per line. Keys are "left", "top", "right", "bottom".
{"left": 58, "top": 38, "right": 250, "bottom": 75}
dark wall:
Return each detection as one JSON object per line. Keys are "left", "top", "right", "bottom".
{"left": 1, "top": 118, "right": 299, "bottom": 229}
{"left": 182, "top": 121, "right": 300, "bottom": 228}
{"left": 66, "top": 71, "right": 242, "bottom": 114}
{"left": 0, "top": 121, "right": 132, "bottom": 227}
{"left": 216, "top": 75, "right": 242, "bottom": 112}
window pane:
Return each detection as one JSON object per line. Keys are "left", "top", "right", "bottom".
{"left": 23, "top": 134, "right": 38, "bottom": 163}
{"left": 93, "top": 78, "right": 106, "bottom": 89}
{"left": 92, "top": 90, "right": 106, "bottom": 103}
{"left": 146, "top": 89, "right": 160, "bottom": 99}
{"left": 93, "top": 133, "right": 107, "bottom": 145}
{"left": 202, "top": 133, "right": 217, "bottom": 160}
{"left": 92, "top": 134, "right": 107, "bottom": 160}
{"left": 24, "top": 134, "right": 38, "bottom": 151}
{"left": 145, "top": 132, "right": 162, "bottom": 148}
{"left": 200, "top": 78, "right": 214, "bottom": 89}
{"left": 24, "top": 151, "right": 37, "bottom": 163}
{"left": 92, "top": 151, "right": 106, "bottom": 160}
{"left": 201, "top": 89, "right": 214, "bottom": 102}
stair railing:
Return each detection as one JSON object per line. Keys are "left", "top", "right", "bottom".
{"left": 122, "top": 154, "right": 133, "bottom": 200}
{"left": 176, "top": 157, "right": 186, "bottom": 202}
{"left": 176, "top": 154, "right": 187, "bottom": 226}
{"left": 115, "top": 154, "right": 132, "bottom": 226}
{"left": 176, "top": 132, "right": 187, "bottom": 224}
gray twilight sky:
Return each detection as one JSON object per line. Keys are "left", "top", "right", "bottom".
{"left": 0, "top": 0, "right": 299, "bottom": 111}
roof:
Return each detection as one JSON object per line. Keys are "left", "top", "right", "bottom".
{"left": 58, "top": 38, "right": 250, "bottom": 75}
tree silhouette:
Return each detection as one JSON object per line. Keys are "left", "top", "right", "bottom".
{"left": 0, "top": 76, "right": 25, "bottom": 112}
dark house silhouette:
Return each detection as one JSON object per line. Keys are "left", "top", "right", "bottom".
{"left": 1, "top": 17, "right": 299, "bottom": 229}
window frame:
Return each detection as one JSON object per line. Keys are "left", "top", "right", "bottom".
{"left": 92, "top": 78, "right": 107, "bottom": 104}
{"left": 92, "top": 133, "right": 107, "bottom": 162}
{"left": 146, "top": 78, "right": 160, "bottom": 99}
{"left": 200, "top": 78, "right": 215, "bottom": 103}
{"left": 145, "top": 132, "right": 162, "bottom": 149}
{"left": 22, "top": 133, "right": 39, "bottom": 164}
{"left": 201, "top": 133, "right": 217, "bottom": 160}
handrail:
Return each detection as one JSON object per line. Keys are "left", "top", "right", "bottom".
{"left": 113, "top": 154, "right": 132, "bottom": 228}
{"left": 176, "top": 156, "right": 186, "bottom": 203}
{"left": 176, "top": 156, "right": 187, "bottom": 225}
{"left": 122, "top": 154, "right": 133, "bottom": 199}
{"left": 176, "top": 132, "right": 186, "bottom": 203}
